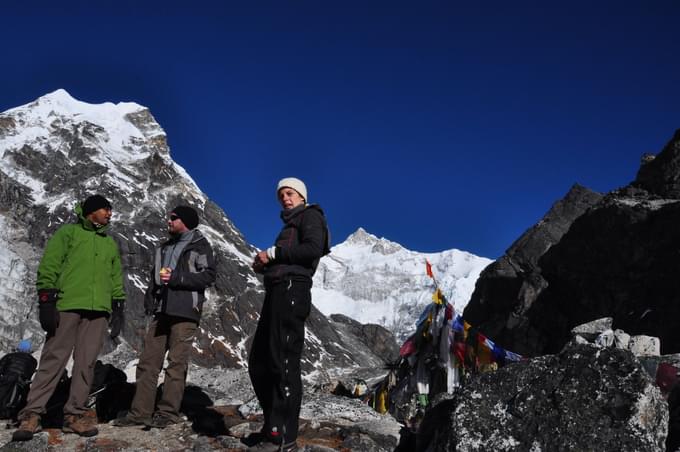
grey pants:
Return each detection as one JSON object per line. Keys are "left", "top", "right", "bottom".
{"left": 20, "top": 311, "right": 108, "bottom": 418}
{"left": 128, "top": 314, "right": 197, "bottom": 421}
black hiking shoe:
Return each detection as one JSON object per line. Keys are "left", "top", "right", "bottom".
{"left": 247, "top": 440, "right": 299, "bottom": 451}
{"left": 242, "top": 431, "right": 267, "bottom": 447}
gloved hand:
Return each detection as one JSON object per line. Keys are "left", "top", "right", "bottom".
{"left": 109, "top": 299, "right": 125, "bottom": 338}
{"left": 38, "top": 288, "right": 60, "bottom": 335}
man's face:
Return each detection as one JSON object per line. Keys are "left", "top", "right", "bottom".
{"left": 168, "top": 213, "right": 189, "bottom": 235}
{"left": 88, "top": 207, "right": 112, "bottom": 226}
{"left": 278, "top": 188, "right": 305, "bottom": 210}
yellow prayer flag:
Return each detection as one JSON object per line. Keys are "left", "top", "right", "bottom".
{"left": 432, "top": 288, "right": 444, "bottom": 305}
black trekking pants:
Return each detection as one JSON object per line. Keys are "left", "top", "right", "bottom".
{"left": 248, "top": 279, "right": 311, "bottom": 443}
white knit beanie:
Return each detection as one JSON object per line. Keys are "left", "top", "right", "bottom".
{"left": 277, "top": 177, "right": 307, "bottom": 202}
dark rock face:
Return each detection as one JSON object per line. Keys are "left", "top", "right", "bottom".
{"left": 329, "top": 314, "right": 400, "bottom": 365}
{"left": 530, "top": 200, "right": 680, "bottom": 355}
{"left": 419, "top": 341, "right": 668, "bottom": 451}
{"left": 463, "top": 184, "right": 603, "bottom": 356}
{"left": 634, "top": 129, "right": 680, "bottom": 198}
{"left": 464, "top": 129, "right": 680, "bottom": 357}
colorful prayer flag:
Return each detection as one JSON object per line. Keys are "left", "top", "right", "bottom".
{"left": 432, "top": 288, "right": 444, "bottom": 304}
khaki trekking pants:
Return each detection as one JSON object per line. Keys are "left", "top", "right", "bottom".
{"left": 128, "top": 314, "right": 197, "bottom": 421}
{"left": 20, "top": 311, "right": 108, "bottom": 418}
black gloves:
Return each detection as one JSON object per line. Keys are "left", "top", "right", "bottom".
{"left": 38, "top": 288, "right": 60, "bottom": 335}
{"left": 144, "top": 298, "right": 156, "bottom": 316}
{"left": 144, "top": 286, "right": 161, "bottom": 316}
{"left": 109, "top": 299, "right": 125, "bottom": 338}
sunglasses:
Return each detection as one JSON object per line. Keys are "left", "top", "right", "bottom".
{"left": 169, "top": 214, "right": 180, "bottom": 221}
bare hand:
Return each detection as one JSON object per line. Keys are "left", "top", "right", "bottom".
{"left": 252, "top": 250, "right": 269, "bottom": 274}
{"left": 160, "top": 267, "right": 172, "bottom": 283}
{"left": 256, "top": 250, "right": 270, "bottom": 265}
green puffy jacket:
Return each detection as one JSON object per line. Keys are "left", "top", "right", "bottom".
{"left": 36, "top": 203, "right": 125, "bottom": 313}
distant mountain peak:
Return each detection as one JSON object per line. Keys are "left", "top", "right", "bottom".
{"left": 40, "top": 88, "right": 76, "bottom": 103}
{"left": 346, "top": 227, "right": 376, "bottom": 243}
{"left": 344, "top": 227, "right": 403, "bottom": 255}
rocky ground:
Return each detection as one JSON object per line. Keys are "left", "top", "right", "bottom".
{"left": 0, "top": 397, "right": 401, "bottom": 451}
{"left": 0, "top": 369, "right": 401, "bottom": 452}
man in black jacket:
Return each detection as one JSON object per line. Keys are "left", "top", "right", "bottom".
{"left": 248, "top": 177, "right": 329, "bottom": 452}
{"left": 113, "top": 205, "right": 216, "bottom": 429}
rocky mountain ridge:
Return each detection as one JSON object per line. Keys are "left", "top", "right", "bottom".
{"left": 464, "top": 128, "right": 680, "bottom": 358}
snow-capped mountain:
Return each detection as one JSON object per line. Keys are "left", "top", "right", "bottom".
{"left": 313, "top": 228, "right": 492, "bottom": 341}
{"left": 0, "top": 89, "right": 390, "bottom": 375}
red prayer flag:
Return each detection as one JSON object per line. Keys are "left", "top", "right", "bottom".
{"left": 399, "top": 337, "right": 416, "bottom": 357}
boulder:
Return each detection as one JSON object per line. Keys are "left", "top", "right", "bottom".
{"left": 417, "top": 341, "right": 668, "bottom": 451}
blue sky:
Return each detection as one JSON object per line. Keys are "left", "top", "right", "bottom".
{"left": 2, "top": 1, "right": 679, "bottom": 258}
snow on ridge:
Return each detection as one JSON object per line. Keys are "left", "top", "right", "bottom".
{"left": 1, "top": 88, "right": 160, "bottom": 164}
{"left": 169, "top": 160, "right": 205, "bottom": 198}
{"left": 6, "top": 88, "right": 144, "bottom": 119}
{"left": 329, "top": 231, "right": 488, "bottom": 278}
{"left": 0, "top": 89, "right": 212, "bottom": 213}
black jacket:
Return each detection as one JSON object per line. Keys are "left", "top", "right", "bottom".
{"left": 145, "top": 230, "right": 216, "bottom": 323}
{"left": 263, "top": 204, "right": 329, "bottom": 287}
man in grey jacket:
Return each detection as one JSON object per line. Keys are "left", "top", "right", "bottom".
{"left": 113, "top": 205, "right": 216, "bottom": 429}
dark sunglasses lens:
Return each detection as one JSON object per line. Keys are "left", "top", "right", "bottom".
{"left": 170, "top": 214, "right": 179, "bottom": 221}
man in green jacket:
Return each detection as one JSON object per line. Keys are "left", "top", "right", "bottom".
{"left": 12, "top": 194, "right": 126, "bottom": 442}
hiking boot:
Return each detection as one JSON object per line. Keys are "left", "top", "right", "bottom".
{"left": 247, "top": 440, "right": 298, "bottom": 452}
{"left": 112, "top": 414, "right": 150, "bottom": 427}
{"left": 12, "top": 413, "right": 41, "bottom": 442}
{"left": 145, "top": 413, "right": 179, "bottom": 429}
{"left": 62, "top": 414, "right": 98, "bottom": 437}
{"left": 242, "top": 431, "right": 267, "bottom": 447}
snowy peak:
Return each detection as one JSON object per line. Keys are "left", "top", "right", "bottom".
{"left": 2, "top": 89, "right": 165, "bottom": 159}
{"left": 0, "top": 89, "right": 188, "bottom": 207}
{"left": 29, "top": 88, "right": 145, "bottom": 119}
{"left": 346, "top": 227, "right": 376, "bottom": 244}
{"left": 343, "top": 227, "right": 403, "bottom": 255}
{"left": 313, "top": 228, "right": 493, "bottom": 341}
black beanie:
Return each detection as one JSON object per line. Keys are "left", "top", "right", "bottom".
{"left": 82, "top": 195, "right": 112, "bottom": 216}
{"left": 172, "top": 205, "right": 199, "bottom": 230}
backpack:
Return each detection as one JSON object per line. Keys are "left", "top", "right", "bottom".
{"left": 91, "top": 360, "right": 133, "bottom": 422}
{"left": 304, "top": 204, "right": 331, "bottom": 256}
{"left": 0, "top": 352, "right": 38, "bottom": 420}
